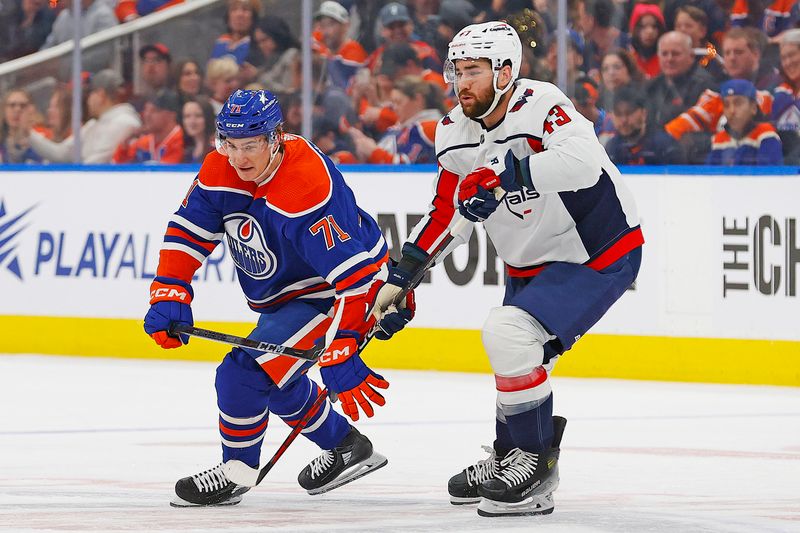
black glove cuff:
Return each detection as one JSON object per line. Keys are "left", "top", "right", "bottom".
{"left": 397, "top": 242, "right": 428, "bottom": 274}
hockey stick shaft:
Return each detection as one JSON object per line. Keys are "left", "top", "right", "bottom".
{"left": 391, "top": 217, "right": 471, "bottom": 305}
{"left": 168, "top": 324, "right": 323, "bottom": 361}
{"left": 255, "top": 387, "right": 329, "bottom": 485}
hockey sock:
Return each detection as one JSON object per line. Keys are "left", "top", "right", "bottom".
{"left": 494, "top": 418, "right": 514, "bottom": 456}
{"left": 270, "top": 376, "right": 350, "bottom": 450}
{"left": 503, "top": 393, "right": 555, "bottom": 453}
{"left": 216, "top": 350, "right": 273, "bottom": 467}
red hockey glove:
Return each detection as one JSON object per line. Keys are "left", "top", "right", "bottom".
{"left": 318, "top": 334, "right": 389, "bottom": 421}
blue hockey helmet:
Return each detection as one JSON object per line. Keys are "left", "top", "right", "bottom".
{"left": 215, "top": 89, "right": 283, "bottom": 141}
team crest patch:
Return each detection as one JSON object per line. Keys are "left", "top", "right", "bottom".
{"left": 224, "top": 213, "right": 277, "bottom": 279}
{"left": 510, "top": 88, "right": 534, "bottom": 113}
{"left": 441, "top": 114, "right": 454, "bottom": 125}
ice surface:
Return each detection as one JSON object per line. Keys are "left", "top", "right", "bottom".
{"left": 1, "top": 355, "right": 798, "bottom": 532}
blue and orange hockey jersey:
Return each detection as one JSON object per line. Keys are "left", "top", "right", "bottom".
{"left": 706, "top": 122, "right": 783, "bottom": 165}
{"left": 155, "top": 134, "right": 388, "bottom": 382}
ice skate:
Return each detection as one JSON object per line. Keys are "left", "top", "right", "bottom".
{"left": 298, "top": 426, "right": 387, "bottom": 495}
{"left": 447, "top": 445, "right": 501, "bottom": 504}
{"left": 477, "top": 416, "right": 567, "bottom": 517}
{"left": 170, "top": 463, "right": 251, "bottom": 507}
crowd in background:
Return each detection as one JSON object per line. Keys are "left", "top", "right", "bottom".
{"left": 1, "top": 0, "right": 800, "bottom": 166}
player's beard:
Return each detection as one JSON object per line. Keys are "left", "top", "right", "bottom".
{"left": 459, "top": 84, "right": 495, "bottom": 119}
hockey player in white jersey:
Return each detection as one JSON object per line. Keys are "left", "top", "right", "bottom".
{"left": 372, "top": 22, "right": 643, "bottom": 517}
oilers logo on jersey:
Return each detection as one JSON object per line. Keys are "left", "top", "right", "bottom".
{"left": 224, "top": 213, "right": 277, "bottom": 279}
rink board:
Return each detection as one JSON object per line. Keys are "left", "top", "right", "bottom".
{"left": 0, "top": 166, "right": 798, "bottom": 385}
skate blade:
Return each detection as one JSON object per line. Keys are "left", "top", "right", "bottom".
{"left": 169, "top": 495, "right": 244, "bottom": 508}
{"left": 306, "top": 452, "right": 388, "bottom": 495}
{"left": 477, "top": 493, "right": 554, "bottom": 517}
{"left": 449, "top": 495, "right": 481, "bottom": 505}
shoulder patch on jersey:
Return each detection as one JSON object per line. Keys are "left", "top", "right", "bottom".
{"left": 197, "top": 151, "right": 257, "bottom": 196}
{"left": 263, "top": 136, "right": 333, "bottom": 217}
{"left": 441, "top": 113, "right": 454, "bottom": 125}
{"left": 509, "top": 88, "right": 535, "bottom": 113}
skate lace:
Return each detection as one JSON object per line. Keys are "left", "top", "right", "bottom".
{"left": 496, "top": 448, "right": 539, "bottom": 488}
{"left": 309, "top": 450, "right": 336, "bottom": 479}
{"left": 191, "top": 463, "right": 230, "bottom": 493}
{"left": 465, "top": 445, "right": 498, "bottom": 486}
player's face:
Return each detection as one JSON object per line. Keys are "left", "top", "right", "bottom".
{"left": 223, "top": 136, "right": 273, "bottom": 181}
{"left": 723, "top": 95, "right": 756, "bottom": 134}
{"left": 453, "top": 59, "right": 495, "bottom": 118}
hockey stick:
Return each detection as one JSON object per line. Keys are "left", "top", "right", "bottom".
{"left": 169, "top": 324, "right": 323, "bottom": 361}
{"left": 224, "top": 386, "right": 330, "bottom": 487}
{"left": 168, "top": 298, "right": 346, "bottom": 361}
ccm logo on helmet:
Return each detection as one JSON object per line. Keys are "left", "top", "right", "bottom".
{"left": 150, "top": 288, "right": 189, "bottom": 301}
{"left": 225, "top": 122, "right": 245, "bottom": 128}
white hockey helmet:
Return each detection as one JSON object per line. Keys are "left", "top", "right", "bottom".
{"left": 444, "top": 21, "right": 522, "bottom": 118}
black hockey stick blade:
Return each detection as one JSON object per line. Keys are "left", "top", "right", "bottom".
{"left": 168, "top": 323, "right": 324, "bottom": 361}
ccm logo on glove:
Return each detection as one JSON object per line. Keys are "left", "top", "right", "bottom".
{"left": 150, "top": 287, "right": 190, "bottom": 302}
{"left": 318, "top": 338, "right": 358, "bottom": 366}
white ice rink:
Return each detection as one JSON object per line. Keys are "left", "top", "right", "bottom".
{"left": 0, "top": 354, "right": 798, "bottom": 532}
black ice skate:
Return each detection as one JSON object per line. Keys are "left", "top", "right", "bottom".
{"left": 447, "top": 445, "right": 501, "bottom": 505}
{"left": 477, "top": 416, "right": 567, "bottom": 517}
{"left": 170, "top": 463, "right": 251, "bottom": 507}
{"left": 298, "top": 426, "right": 388, "bottom": 495}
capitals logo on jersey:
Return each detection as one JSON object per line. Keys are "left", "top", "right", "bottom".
{"left": 224, "top": 213, "right": 278, "bottom": 279}
{"left": 510, "top": 88, "right": 534, "bottom": 113}
{"left": 503, "top": 188, "right": 540, "bottom": 219}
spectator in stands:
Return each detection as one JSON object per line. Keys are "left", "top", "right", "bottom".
{"left": 209, "top": 0, "right": 259, "bottom": 65}
{"left": 138, "top": 43, "right": 172, "bottom": 98}
{"left": 115, "top": 0, "right": 182, "bottom": 22}
{"left": 28, "top": 69, "right": 141, "bottom": 163}
{"left": 599, "top": 49, "right": 643, "bottom": 111}
{"left": 173, "top": 59, "right": 204, "bottom": 110}
{"left": 577, "top": 0, "right": 629, "bottom": 80}
{"left": 312, "top": 1, "right": 368, "bottom": 91}
{"left": 628, "top": 3, "right": 665, "bottom": 79}
{"left": 771, "top": 29, "right": 800, "bottom": 163}
{"left": 673, "top": 5, "right": 724, "bottom": 81}
{"left": 241, "top": 16, "right": 300, "bottom": 94}
{"left": 663, "top": 0, "right": 726, "bottom": 44}
{"left": 431, "top": 0, "right": 476, "bottom": 63}
{"left": 41, "top": 0, "right": 116, "bottom": 49}
{"left": 350, "top": 67, "right": 398, "bottom": 138}
{"left": 407, "top": 0, "right": 441, "bottom": 46}
{"left": 180, "top": 96, "right": 215, "bottom": 164}
{"left": 707, "top": 79, "right": 782, "bottom": 165}
{"left": 665, "top": 28, "right": 777, "bottom": 161}
{"left": 349, "top": 75, "right": 443, "bottom": 164}
{"left": 571, "top": 77, "right": 615, "bottom": 144}
{"left": 379, "top": 42, "right": 449, "bottom": 94}
{"left": 539, "top": 30, "right": 587, "bottom": 89}
{"left": 3, "top": 0, "right": 55, "bottom": 60}
{"left": 0, "top": 88, "right": 43, "bottom": 163}
{"left": 730, "top": 0, "right": 798, "bottom": 40}
{"left": 369, "top": 2, "right": 441, "bottom": 75}
{"left": 606, "top": 86, "right": 686, "bottom": 164}
{"left": 113, "top": 88, "right": 183, "bottom": 164}
{"left": 279, "top": 92, "right": 303, "bottom": 135}
{"left": 311, "top": 50, "right": 359, "bottom": 154}
{"left": 721, "top": 27, "right": 781, "bottom": 90}
{"left": 645, "top": 31, "right": 715, "bottom": 132}
{"left": 205, "top": 57, "right": 239, "bottom": 113}
{"left": 45, "top": 85, "right": 72, "bottom": 143}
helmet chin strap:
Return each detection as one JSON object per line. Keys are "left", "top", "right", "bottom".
{"left": 476, "top": 70, "right": 515, "bottom": 120}
{"left": 250, "top": 141, "right": 283, "bottom": 185}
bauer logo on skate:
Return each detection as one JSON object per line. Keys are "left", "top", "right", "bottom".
{"left": 223, "top": 213, "right": 277, "bottom": 280}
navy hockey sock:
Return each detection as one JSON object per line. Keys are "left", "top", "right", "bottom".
{"left": 271, "top": 376, "right": 350, "bottom": 450}
{"left": 503, "top": 394, "right": 555, "bottom": 453}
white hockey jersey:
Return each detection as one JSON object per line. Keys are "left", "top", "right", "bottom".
{"left": 407, "top": 78, "right": 643, "bottom": 276}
